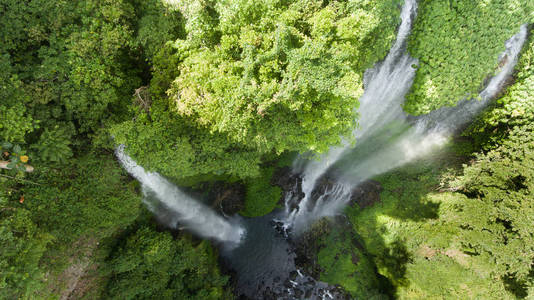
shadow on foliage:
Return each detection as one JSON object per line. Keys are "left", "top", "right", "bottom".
{"left": 332, "top": 151, "right": 454, "bottom": 297}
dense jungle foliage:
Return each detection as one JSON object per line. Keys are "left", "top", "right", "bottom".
{"left": 0, "top": 0, "right": 532, "bottom": 299}
{"left": 316, "top": 30, "right": 534, "bottom": 299}
{"left": 403, "top": 0, "right": 533, "bottom": 114}
{"left": 112, "top": 0, "right": 404, "bottom": 181}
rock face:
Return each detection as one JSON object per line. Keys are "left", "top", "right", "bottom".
{"left": 271, "top": 166, "right": 297, "bottom": 191}
{"left": 206, "top": 182, "right": 245, "bottom": 215}
{"left": 310, "top": 176, "right": 339, "bottom": 202}
{"left": 349, "top": 180, "right": 383, "bottom": 209}
{"left": 311, "top": 176, "right": 383, "bottom": 210}
{"left": 271, "top": 166, "right": 305, "bottom": 210}
{"left": 299, "top": 174, "right": 383, "bottom": 213}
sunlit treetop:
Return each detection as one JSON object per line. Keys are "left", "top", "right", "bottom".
{"left": 404, "top": 0, "right": 531, "bottom": 115}
{"left": 167, "top": 0, "right": 401, "bottom": 154}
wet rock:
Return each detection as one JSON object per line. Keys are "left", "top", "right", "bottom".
{"left": 292, "top": 218, "right": 333, "bottom": 278}
{"left": 312, "top": 176, "right": 338, "bottom": 197}
{"left": 271, "top": 167, "right": 305, "bottom": 208}
{"left": 208, "top": 182, "right": 245, "bottom": 215}
{"left": 262, "top": 287, "right": 276, "bottom": 300}
{"left": 306, "top": 175, "right": 347, "bottom": 210}
{"left": 289, "top": 270, "right": 298, "bottom": 281}
{"left": 349, "top": 180, "right": 383, "bottom": 209}
{"left": 271, "top": 167, "right": 297, "bottom": 191}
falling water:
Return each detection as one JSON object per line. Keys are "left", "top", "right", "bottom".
{"left": 115, "top": 145, "right": 245, "bottom": 244}
{"left": 286, "top": 19, "right": 528, "bottom": 232}
{"left": 285, "top": 0, "right": 419, "bottom": 232}
{"left": 339, "top": 24, "right": 528, "bottom": 185}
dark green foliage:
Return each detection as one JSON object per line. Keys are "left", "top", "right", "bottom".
{"left": 332, "top": 34, "right": 534, "bottom": 298}
{"left": 104, "top": 225, "right": 229, "bottom": 300}
{"left": 111, "top": 102, "right": 263, "bottom": 182}
{"left": 168, "top": 0, "right": 402, "bottom": 155}
{"left": 115, "top": 0, "right": 403, "bottom": 182}
{"left": 0, "top": 153, "right": 142, "bottom": 299}
{"left": 132, "top": 0, "right": 185, "bottom": 60}
{"left": 111, "top": 2, "right": 264, "bottom": 182}
{"left": 449, "top": 39, "right": 534, "bottom": 295}
{"left": 0, "top": 1, "right": 231, "bottom": 299}
{"left": 333, "top": 152, "right": 513, "bottom": 299}
{"left": 0, "top": 103, "right": 35, "bottom": 144}
{"left": 2, "top": 0, "right": 534, "bottom": 298}
{"left": 404, "top": 0, "right": 530, "bottom": 114}
{"left": 0, "top": 0, "right": 142, "bottom": 158}
{"left": 240, "top": 167, "right": 281, "bottom": 217}
{"left": 453, "top": 123, "right": 534, "bottom": 288}
{"left": 31, "top": 125, "right": 74, "bottom": 164}
{"left": 0, "top": 208, "right": 52, "bottom": 299}
{"left": 23, "top": 154, "right": 141, "bottom": 244}
{"left": 316, "top": 222, "right": 389, "bottom": 299}
{"left": 327, "top": 118, "right": 534, "bottom": 298}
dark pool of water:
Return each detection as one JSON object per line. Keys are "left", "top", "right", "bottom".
{"left": 219, "top": 210, "right": 346, "bottom": 300}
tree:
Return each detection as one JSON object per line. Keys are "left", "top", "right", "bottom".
{"left": 22, "top": 154, "right": 142, "bottom": 244}
{"left": 105, "top": 225, "right": 230, "bottom": 300}
{"left": 114, "top": 0, "right": 404, "bottom": 181}
{"left": 168, "top": 0, "right": 403, "bottom": 154}
{"left": 0, "top": 0, "right": 143, "bottom": 163}
{"left": 404, "top": 0, "right": 531, "bottom": 114}
{"left": 0, "top": 199, "right": 52, "bottom": 299}
{"left": 451, "top": 122, "right": 534, "bottom": 296}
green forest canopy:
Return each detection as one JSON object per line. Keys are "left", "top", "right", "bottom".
{"left": 0, "top": 0, "right": 533, "bottom": 299}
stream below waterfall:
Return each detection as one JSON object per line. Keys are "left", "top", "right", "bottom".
{"left": 220, "top": 211, "right": 346, "bottom": 299}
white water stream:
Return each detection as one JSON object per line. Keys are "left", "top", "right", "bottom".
{"left": 116, "top": 145, "right": 245, "bottom": 244}
{"left": 285, "top": 0, "right": 419, "bottom": 232}
{"left": 286, "top": 10, "right": 528, "bottom": 233}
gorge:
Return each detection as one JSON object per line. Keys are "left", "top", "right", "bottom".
{"left": 115, "top": 2, "right": 528, "bottom": 298}
{"left": 2, "top": 0, "right": 532, "bottom": 299}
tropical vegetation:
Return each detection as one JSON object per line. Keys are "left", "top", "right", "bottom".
{"left": 0, "top": 0, "right": 532, "bottom": 299}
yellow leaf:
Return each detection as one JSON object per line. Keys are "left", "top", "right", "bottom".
{"left": 20, "top": 155, "right": 29, "bottom": 163}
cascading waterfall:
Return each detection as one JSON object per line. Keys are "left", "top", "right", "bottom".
{"left": 286, "top": 14, "right": 528, "bottom": 232}
{"left": 338, "top": 23, "right": 528, "bottom": 186}
{"left": 285, "top": 0, "right": 419, "bottom": 232}
{"left": 116, "top": 145, "right": 245, "bottom": 244}
{"left": 109, "top": 2, "right": 529, "bottom": 298}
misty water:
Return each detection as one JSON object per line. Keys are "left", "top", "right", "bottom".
{"left": 116, "top": 145, "right": 244, "bottom": 244}
{"left": 284, "top": 23, "right": 528, "bottom": 234}
{"left": 115, "top": 0, "right": 528, "bottom": 297}
{"left": 285, "top": 0, "right": 419, "bottom": 234}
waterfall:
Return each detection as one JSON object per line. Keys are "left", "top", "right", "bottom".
{"left": 116, "top": 145, "right": 245, "bottom": 244}
{"left": 285, "top": 11, "right": 528, "bottom": 232}
{"left": 285, "top": 0, "right": 419, "bottom": 232}
{"left": 340, "top": 24, "right": 528, "bottom": 184}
